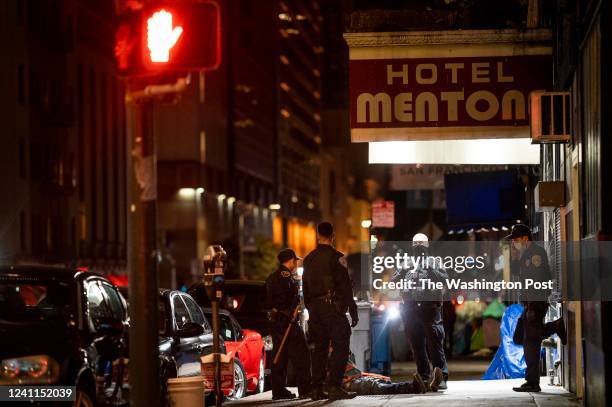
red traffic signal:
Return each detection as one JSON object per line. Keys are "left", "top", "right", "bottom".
{"left": 115, "top": 1, "right": 221, "bottom": 76}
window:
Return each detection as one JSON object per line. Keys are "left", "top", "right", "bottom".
{"left": 232, "top": 318, "right": 244, "bottom": 341}
{"left": 86, "top": 281, "right": 109, "bottom": 321}
{"left": 17, "top": 65, "right": 25, "bottom": 104}
{"left": 172, "top": 295, "right": 191, "bottom": 330}
{"left": 19, "top": 138, "right": 26, "bottom": 178}
{"left": 100, "top": 282, "right": 125, "bottom": 321}
{"left": 20, "top": 211, "right": 26, "bottom": 251}
{"left": 182, "top": 295, "right": 205, "bottom": 327}
{"left": 219, "top": 314, "right": 236, "bottom": 341}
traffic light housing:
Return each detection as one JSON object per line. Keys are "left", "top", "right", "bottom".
{"left": 115, "top": 1, "right": 221, "bottom": 76}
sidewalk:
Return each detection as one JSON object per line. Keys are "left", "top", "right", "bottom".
{"left": 225, "top": 378, "right": 581, "bottom": 406}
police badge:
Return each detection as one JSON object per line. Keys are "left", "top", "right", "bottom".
{"left": 532, "top": 255, "right": 542, "bottom": 267}
{"left": 281, "top": 270, "right": 291, "bottom": 278}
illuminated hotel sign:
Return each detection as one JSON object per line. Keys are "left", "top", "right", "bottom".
{"left": 345, "top": 29, "right": 552, "bottom": 142}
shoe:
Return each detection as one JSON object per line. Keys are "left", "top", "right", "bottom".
{"left": 438, "top": 380, "right": 447, "bottom": 390}
{"left": 327, "top": 385, "right": 357, "bottom": 400}
{"left": 512, "top": 382, "right": 541, "bottom": 392}
{"left": 272, "top": 388, "right": 296, "bottom": 400}
{"left": 412, "top": 373, "right": 427, "bottom": 394}
{"left": 556, "top": 318, "right": 567, "bottom": 345}
{"left": 429, "top": 367, "right": 443, "bottom": 392}
{"left": 308, "top": 385, "right": 328, "bottom": 401}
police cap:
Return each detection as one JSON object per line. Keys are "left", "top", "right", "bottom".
{"left": 505, "top": 223, "right": 532, "bottom": 240}
{"left": 278, "top": 248, "right": 301, "bottom": 264}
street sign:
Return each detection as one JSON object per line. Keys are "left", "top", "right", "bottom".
{"left": 372, "top": 201, "right": 395, "bottom": 228}
{"left": 115, "top": 1, "right": 221, "bottom": 76}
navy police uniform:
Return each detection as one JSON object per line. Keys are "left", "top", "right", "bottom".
{"left": 392, "top": 245, "right": 449, "bottom": 383}
{"left": 516, "top": 242, "right": 555, "bottom": 386}
{"left": 265, "top": 262, "right": 311, "bottom": 398}
{"left": 508, "top": 224, "right": 566, "bottom": 392}
{"left": 303, "top": 243, "right": 358, "bottom": 390}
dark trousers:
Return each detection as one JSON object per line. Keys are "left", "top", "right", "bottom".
{"left": 308, "top": 301, "right": 352, "bottom": 387}
{"left": 403, "top": 302, "right": 449, "bottom": 381}
{"left": 270, "top": 320, "right": 311, "bottom": 396}
{"left": 519, "top": 302, "right": 559, "bottom": 385}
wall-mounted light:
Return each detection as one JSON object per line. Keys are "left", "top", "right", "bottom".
{"left": 217, "top": 194, "right": 226, "bottom": 201}
{"left": 269, "top": 203, "right": 281, "bottom": 211}
{"left": 227, "top": 197, "right": 236, "bottom": 204}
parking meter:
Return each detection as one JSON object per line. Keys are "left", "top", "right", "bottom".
{"left": 202, "top": 245, "right": 227, "bottom": 407}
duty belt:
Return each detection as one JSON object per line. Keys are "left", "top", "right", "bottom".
{"left": 309, "top": 291, "right": 335, "bottom": 304}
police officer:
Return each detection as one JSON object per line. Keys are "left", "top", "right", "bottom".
{"left": 303, "top": 222, "right": 359, "bottom": 400}
{"left": 508, "top": 224, "right": 566, "bottom": 392}
{"left": 393, "top": 233, "right": 448, "bottom": 391}
{"left": 265, "top": 248, "right": 311, "bottom": 400}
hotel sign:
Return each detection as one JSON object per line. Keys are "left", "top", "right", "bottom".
{"left": 345, "top": 29, "right": 552, "bottom": 141}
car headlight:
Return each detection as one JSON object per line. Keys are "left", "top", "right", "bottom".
{"left": 263, "top": 335, "right": 273, "bottom": 351}
{"left": 0, "top": 355, "right": 60, "bottom": 385}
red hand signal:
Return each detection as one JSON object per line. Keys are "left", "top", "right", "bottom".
{"left": 147, "top": 9, "right": 183, "bottom": 63}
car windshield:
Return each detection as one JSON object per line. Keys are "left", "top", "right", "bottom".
{"left": 197, "top": 283, "right": 267, "bottom": 315}
{"left": 0, "top": 277, "right": 73, "bottom": 322}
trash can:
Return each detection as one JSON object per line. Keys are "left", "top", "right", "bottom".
{"left": 167, "top": 376, "right": 205, "bottom": 407}
{"left": 349, "top": 301, "right": 372, "bottom": 372}
{"left": 370, "top": 312, "right": 391, "bottom": 375}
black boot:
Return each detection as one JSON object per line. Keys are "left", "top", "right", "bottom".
{"left": 308, "top": 385, "right": 328, "bottom": 401}
{"left": 512, "top": 382, "right": 541, "bottom": 392}
{"left": 327, "top": 385, "right": 357, "bottom": 400}
{"left": 272, "top": 387, "right": 296, "bottom": 400}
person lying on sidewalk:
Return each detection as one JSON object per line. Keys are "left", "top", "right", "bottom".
{"left": 342, "top": 351, "right": 443, "bottom": 395}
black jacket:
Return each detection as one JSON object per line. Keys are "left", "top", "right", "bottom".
{"left": 265, "top": 265, "right": 299, "bottom": 316}
{"left": 303, "top": 244, "right": 357, "bottom": 317}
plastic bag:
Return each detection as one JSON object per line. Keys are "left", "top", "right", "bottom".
{"left": 483, "top": 303, "right": 526, "bottom": 379}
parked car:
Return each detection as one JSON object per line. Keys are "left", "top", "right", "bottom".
{"left": 157, "top": 289, "right": 225, "bottom": 403}
{"left": 0, "top": 265, "right": 130, "bottom": 407}
{"left": 189, "top": 280, "right": 273, "bottom": 377}
{"left": 202, "top": 308, "right": 266, "bottom": 399}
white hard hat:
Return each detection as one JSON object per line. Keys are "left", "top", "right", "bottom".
{"left": 412, "top": 233, "right": 429, "bottom": 247}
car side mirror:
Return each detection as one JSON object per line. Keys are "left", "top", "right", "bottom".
{"left": 176, "top": 321, "right": 204, "bottom": 338}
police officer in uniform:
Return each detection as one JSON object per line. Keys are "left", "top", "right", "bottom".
{"left": 392, "top": 233, "right": 448, "bottom": 391}
{"left": 265, "top": 248, "right": 311, "bottom": 400}
{"left": 303, "top": 222, "right": 359, "bottom": 400}
{"left": 508, "top": 224, "right": 566, "bottom": 392}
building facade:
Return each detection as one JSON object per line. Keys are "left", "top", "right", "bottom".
{"left": 0, "top": 0, "right": 128, "bottom": 273}
{"left": 545, "top": 0, "right": 611, "bottom": 404}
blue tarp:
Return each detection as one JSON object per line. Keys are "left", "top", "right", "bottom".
{"left": 483, "top": 303, "right": 526, "bottom": 380}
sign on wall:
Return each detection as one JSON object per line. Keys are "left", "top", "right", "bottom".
{"left": 372, "top": 201, "right": 395, "bottom": 228}
{"left": 345, "top": 30, "right": 552, "bottom": 142}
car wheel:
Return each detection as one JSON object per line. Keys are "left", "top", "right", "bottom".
{"left": 256, "top": 355, "right": 265, "bottom": 393}
{"left": 73, "top": 388, "right": 95, "bottom": 407}
{"left": 226, "top": 358, "right": 247, "bottom": 400}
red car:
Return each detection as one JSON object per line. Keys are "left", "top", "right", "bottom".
{"left": 203, "top": 308, "right": 266, "bottom": 400}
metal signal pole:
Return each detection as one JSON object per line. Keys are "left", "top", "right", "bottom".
{"left": 126, "top": 96, "right": 160, "bottom": 407}
{"left": 126, "top": 78, "right": 188, "bottom": 407}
